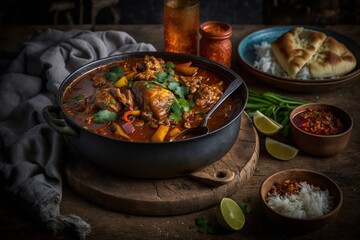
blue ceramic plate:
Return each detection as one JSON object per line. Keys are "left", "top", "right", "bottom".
{"left": 237, "top": 26, "right": 360, "bottom": 92}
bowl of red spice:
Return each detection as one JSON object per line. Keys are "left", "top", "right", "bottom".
{"left": 289, "top": 103, "right": 353, "bottom": 157}
{"left": 259, "top": 169, "right": 343, "bottom": 233}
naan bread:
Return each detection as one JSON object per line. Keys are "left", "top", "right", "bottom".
{"left": 271, "top": 27, "right": 327, "bottom": 79}
{"left": 308, "top": 37, "right": 357, "bottom": 78}
{"left": 271, "top": 27, "right": 357, "bottom": 79}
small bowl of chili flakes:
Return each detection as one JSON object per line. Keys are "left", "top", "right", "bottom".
{"left": 289, "top": 103, "right": 353, "bottom": 157}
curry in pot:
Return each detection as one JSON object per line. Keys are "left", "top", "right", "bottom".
{"left": 62, "top": 55, "right": 240, "bottom": 142}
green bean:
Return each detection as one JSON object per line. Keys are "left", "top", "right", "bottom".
{"left": 245, "top": 103, "right": 272, "bottom": 109}
{"left": 246, "top": 90, "right": 309, "bottom": 136}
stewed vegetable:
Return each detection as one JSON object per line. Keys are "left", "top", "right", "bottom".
{"left": 62, "top": 55, "right": 240, "bottom": 142}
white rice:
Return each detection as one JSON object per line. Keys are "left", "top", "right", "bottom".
{"left": 266, "top": 181, "right": 334, "bottom": 219}
{"left": 253, "top": 42, "right": 312, "bottom": 80}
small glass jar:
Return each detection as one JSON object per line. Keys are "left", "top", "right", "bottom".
{"left": 199, "top": 21, "right": 232, "bottom": 68}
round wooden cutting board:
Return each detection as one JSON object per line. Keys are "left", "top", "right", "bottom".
{"left": 64, "top": 113, "right": 259, "bottom": 216}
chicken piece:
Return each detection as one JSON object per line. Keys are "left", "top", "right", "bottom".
{"left": 193, "top": 82, "right": 223, "bottom": 108}
{"left": 135, "top": 55, "right": 165, "bottom": 80}
{"left": 112, "top": 88, "right": 137, "bottom": 109}
{"left": 132, "top": 81, "right": 175, "bottom": 121}
{"left": 90, "top": 88, "right": 121, "bottom": 113}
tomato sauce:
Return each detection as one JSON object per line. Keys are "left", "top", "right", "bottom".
{"left": 61, "top": 56, "right": 241, "bottom": 142}
{"left": 293, "top": 108, "right": 344, "bottom": 135}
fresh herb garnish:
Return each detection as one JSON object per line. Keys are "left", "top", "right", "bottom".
{"left": 169, "top": 112, "right": 182, "bottom": 122}
{"left": 94, "top": 110, "right": 117, "bottom": 123}
{"left": 169, "top": 98, "right": 194, "bottom": 122}
{"left": 105, "top": 66, "right": 124, "bottom": 82}
{"left": 239, "top": 197, "right": 252, "bottom": 214}
{"left": 74, "top": 95, "right": 84, "bottom": 101}
{"left": 191, "top": 216, "right": 218, "bottom": 234}
{"left": 109, "top": 66, "right": 124, "bottom": 76}
{"left": 154, "top": 71, "right": 168, "bottom": 82}
{"left": 146, "top": 80, "right": 167, "bottom": 89}
{"left": 162, "top": 61, "right": 175, "bottom": 69}
{"left": 175, "top": 85, "right": 189, "bottom": 98}
{"left": 139, "top": 61, "right": 194, "bottom": 122}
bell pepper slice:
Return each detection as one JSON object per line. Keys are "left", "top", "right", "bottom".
{"left": 174, "top": 62, "right": 198, "bottom": 76}
{"left": 167, "top": 127, "right": 181, "bottom": 138}
{"left": 112, "top": 122, "right": 130, "bottom": 140}
{"left": 114, "top": 76, "right": 128, "bottom": 88}
{"left": 151, "top": 125, "right": 170, "bottom": 142}
{"left": 123, "top": 110, "right": 141, "bottom": 122}
{"left": 175, "top": 61, "right": 192, "bottom": 67}
{"left": 125, "top": 72, "right": 136, "bottom": 80}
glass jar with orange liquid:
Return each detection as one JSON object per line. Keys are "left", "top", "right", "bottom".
{"left": 164, "top": 0, "right": 199, "bottom": 55}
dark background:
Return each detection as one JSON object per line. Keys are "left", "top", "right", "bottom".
{"left": 0, "top": 0, "right": 359, "bottom": 25}
{"left": 0, "top": 0, "right": 263, "bottom": 25}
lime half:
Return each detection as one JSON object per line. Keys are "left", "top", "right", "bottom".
{"left": 216, "top": 197, "right": 245, "bottom": 231}
{"left": 265, "top": 137, "right": 299, "bottom": 161}
{"left": 253, "top": 110, "right": 283, "bottom": 135}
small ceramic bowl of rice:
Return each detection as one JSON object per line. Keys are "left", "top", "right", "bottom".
{"left": 259, "top": 169, "right": 343, "bottom": 232}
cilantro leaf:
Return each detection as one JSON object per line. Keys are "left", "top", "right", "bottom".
{"left": 94, "top": 110, "right": 117, "bottom": 123}
{"left": 169, "top": 112, "right": 182, "bottom": 122}
{"left": 239, "top": 197, "right": 252, "bottom": 214}
{"left": 105, "top": 72, "right": 118, "bottom": 82}
{"left": 166, "top": 68, "right": 175, "bottom": 76}
{"left": 147, "top": 80, "right": 167, "bottom": 89}
{"left": 166, "top": 61, "right": 175, "bottom": 69}
{"left": 239, "top": 203, "right": 252, "bottom": 214}
{"left": 109, "top": 66, "right": 124, "bottom": 77}
{"left": 194, "top": 217, "right": 218, "bottom": 234}
{"left": 174, "top": 85, "right": 189, "bottom": 98}
{"left": 170, "top": 101, "right": 182, "bottom": 115}
{"left": 168, "top": 81, "right": 180, "bottom": 91}
{"left": 178, "top": 98, "right": 190, "bottom": 112}
{"left": 169, "top": 98, "right": 193, "bottom": 122}
{"left": 105, "top": 66, "right": 124, "bottom": 82}
{"left": 155, "top": 72, "right": 168, "bottom": 82}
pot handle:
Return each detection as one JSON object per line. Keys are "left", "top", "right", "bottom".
{"left": 189, "top": 169, "right": 235, "bottom": 186}
{"left": 43, "top": 106, "right": 78, "bottom": 137}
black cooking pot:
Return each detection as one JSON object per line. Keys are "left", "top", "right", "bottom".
{"left": 43, "top": 52, "right": 248, "bottom": 178}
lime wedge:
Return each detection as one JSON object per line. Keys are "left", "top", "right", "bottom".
{"left": 253, "top": 110, "right": 283, "bottom": 135}
{"left": 265, "top": 137, "right": 299, "bottom": 161}
{"left": 216, "top": 197, "right": 245, "bottom": 231}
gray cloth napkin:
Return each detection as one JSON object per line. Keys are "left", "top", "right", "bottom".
{"left": 0, "top": 28, "right": 156, "bottom": 239}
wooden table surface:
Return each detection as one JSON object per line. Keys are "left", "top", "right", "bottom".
{"left": 0, "top": 24, "right": 359, "bottom": 240}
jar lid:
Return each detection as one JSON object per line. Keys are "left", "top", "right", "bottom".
{"left": 199, "top": 21, "right": 232, "bottom": 39}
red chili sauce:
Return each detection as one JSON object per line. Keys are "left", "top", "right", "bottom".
{"left": 293, "top": 108, "right": 344, "bottom": 135}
